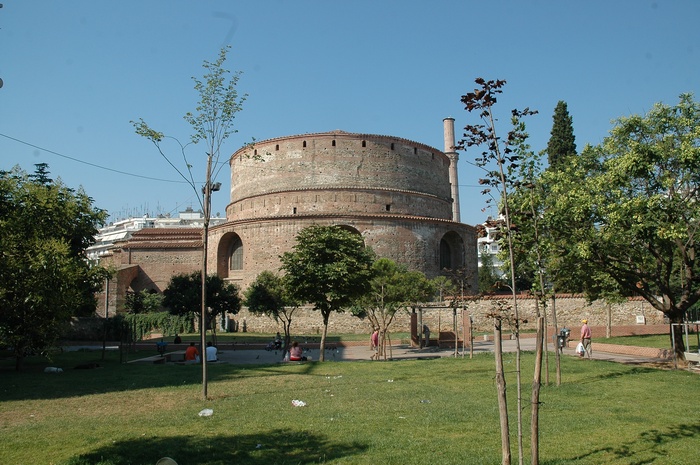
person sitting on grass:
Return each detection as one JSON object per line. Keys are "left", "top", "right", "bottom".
{"left": 206, "top": 341, "right": 218, "bottom": 362}
{"left": 289, "top": 341, "right": 307, "bottom": 361}
{"left": 185, "top": 342, "right": 199, "bottom": 363}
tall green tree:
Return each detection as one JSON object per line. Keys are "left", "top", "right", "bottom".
{"left": 244, "top": 270, "right": 300, "bottom": 354}
{"left": 545, "top": 100, "right": 577, "bottom": 169}
{"left": 0, "top": 165, "right": 108, "bottom": 370}
{"left": 280, "top": 225, "right": 374, "bottom": 362}
{"left": 133, "top": 46, "right": 247, "bottom": 399}
{"left": 544, "top": 93, "right": 700, "bottom": 359}
{"left": 162, "top": 271, "right": 241, "bottom": 340}
{"left": 352, "top": 258, "right": 434, "bottom": 360}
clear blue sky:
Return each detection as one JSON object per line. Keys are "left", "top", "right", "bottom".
{"left": 2, "top": 0, "right": 698, "bottom": 227}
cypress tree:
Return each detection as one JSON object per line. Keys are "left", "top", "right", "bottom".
{"left": 546, "top": 100, "right": 577, "bottom": 168}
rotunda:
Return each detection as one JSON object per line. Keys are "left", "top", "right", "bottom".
{"left": 209, "top": 120, "right": 477, "bottom": 290}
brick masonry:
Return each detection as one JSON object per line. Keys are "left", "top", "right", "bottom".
{"left": 97, "top": 130, "right": 478, "bottom": 316}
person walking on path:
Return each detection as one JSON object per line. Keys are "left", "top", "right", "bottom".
{"left": 370, "top": 328, "right": 379, "bottom": 360}
{"left": 580, "top": 319, "right": 592, "bottom": 358}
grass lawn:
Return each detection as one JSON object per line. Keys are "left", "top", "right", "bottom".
{"left": 1, "top": 348, "right": 698, "bottom": 465}
{"left": 603, "top": 333, "right": 700, "bottom": 351}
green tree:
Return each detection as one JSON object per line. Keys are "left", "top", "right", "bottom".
{"left": 162, "top": 271, "right": 241, "bottom": 340}
{"left": 352, "top": 258, "right": 435, "bottom": 360}
{"left": 244, "top": 271, "right": 300, "bottom": 354}
{"left": 431, "top": 275, "right": 456, "bottom": 302}
{"left": 0, "top": 165, "right": 107, "bottom": 370}
{"left": 544, "top": 93, "right": 700, "bottom": 359}
{"left": 124, "top": 289, "right": 164, "bottom": 314}
{"left": 478, "top": 252, "right": 500, "bottom": 294}
{"left": 545, "top": 100, "right": 577, "bottom": 169}
{"left": 280, "top": 225, "right": 374, "bottom": 362}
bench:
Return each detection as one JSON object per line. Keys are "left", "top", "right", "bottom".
{"left": 684, "top": 352, "right": 700, "bottom": 364}
{"left": 165, "top": 351, "right": 186, "bottom": 362}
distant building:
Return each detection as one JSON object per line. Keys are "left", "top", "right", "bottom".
{"left": 476, "top": 216, "right": 505, "bottom": 277}
{"left": 87, "top": 207, "right": 224, "bottom": 261}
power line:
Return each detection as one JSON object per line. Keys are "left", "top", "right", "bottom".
{"left": 1, "top": 132, "right": 189, "bottom": 184}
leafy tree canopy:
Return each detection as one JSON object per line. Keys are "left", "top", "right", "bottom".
{"left": 280, "top": 225, "right": 374, "bottom": 360}
{"left": 546, "top": 100, "right": 577, "bottom": 169}
{"left": 162, "top": 271, "right": 241, "bottom": 324}
{"left": 0, "top": 164, "right": 108, "bottom": 370}
{"left": 244, "top": 270, "right": 300, "bottom": 352}
{"left": 543, "top": 94, "right": 700, "bottom": 356}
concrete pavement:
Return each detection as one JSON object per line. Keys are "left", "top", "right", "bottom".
{"left": 210, "top": 337, "right": 668, "bottom": 366}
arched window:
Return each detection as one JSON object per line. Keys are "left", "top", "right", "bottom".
{"left": 229, "top": 236, "right": 243, "bottom": 270}
{"left": 440, "top": 239, "right": 452, "bottom": 270}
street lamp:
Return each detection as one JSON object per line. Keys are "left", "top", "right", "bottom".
{"left": 200, "top": 156, "right": 220, "bottom": 400}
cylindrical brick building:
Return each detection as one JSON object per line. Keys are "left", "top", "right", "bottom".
{"left": 209, "top": 129, "right": 477, "bottom": 290}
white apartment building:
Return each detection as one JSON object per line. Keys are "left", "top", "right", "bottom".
{"left": 476, "top": 216, "right": 506, "bottom": 277}
{"left": 86, "top": 207, "right": 225, "bottom": 260}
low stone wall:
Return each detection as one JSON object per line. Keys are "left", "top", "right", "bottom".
{"left": 65, "top": 295, "right": 671, "bottom": 341}
{"left": 229, "top": 295, "right": 668, "bottom": 336}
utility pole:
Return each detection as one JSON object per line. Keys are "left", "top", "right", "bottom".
{"left": 201, "top": 153, "right": 213, "bottom": 400}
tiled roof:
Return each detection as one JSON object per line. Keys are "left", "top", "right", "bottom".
{"left": 121, "top": 228, "right": 203, "bottom": 249}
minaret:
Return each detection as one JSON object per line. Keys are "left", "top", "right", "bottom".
{"left": 443, "top": 117, "right": 460, "bottom": 222}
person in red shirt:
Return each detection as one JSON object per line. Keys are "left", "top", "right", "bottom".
{"left": 185, "top": 342, "right": 200, "bottom": 363}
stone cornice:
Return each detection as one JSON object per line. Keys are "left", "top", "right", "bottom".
{"left": 231, "top": 185, "right": 453, "bottom": 205}
{"left": 231, "top": 130, "right": 445, "bottom": 161}
{"left": 210, "top": 212, "right": 477, "bottom": 232}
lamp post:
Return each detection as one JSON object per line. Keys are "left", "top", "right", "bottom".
{"left": 200, "top": 154, "right": 221, "bottom": 400}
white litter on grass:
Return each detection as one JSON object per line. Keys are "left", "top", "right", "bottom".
{"left": 292, "top": 399, "right": 307, "bottom": 407}
{"left": 198, "top": 408, "right": 214, "bottom": 417}
{"left": 256, "top": 444, "right": 262, "bottom": 449}
{"left": 387, "top": 379, "right": 394, "bottom": 382}
{"left": 44, "top": 367, "right": 63, "bottom": 373}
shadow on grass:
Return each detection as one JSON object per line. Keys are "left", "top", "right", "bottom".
{"left": 61, "top": 428, "right": 368, "bottom": 465}
{"left": 577, "top": 366, "right": 659, "bottom": 383}
{"left": 548, "top": 421, "right": 700, "bottom": 465}
{"left": 0, "top": 351, "right": 311, "bottom": 401}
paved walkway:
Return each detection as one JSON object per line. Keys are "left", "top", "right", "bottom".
{"left": 209, "top": 338, "right": 668, "bottom": 366}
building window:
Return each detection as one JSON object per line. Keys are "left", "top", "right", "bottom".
{"left": 229, "top": 236, "right": 243, "bottom": 271}
{"left": 293, "top": 207, "right": 297, "bottom": 214}
{"left": 385, "top": 204, "right": 391, "bottom": 212}
{"left": 440, "top": 239, "right": 452, "bottom": 270}
{"left": 303, "top": 140, "right": 307, "bottom": 148}
{"left": 332, "top": 140, "right": 336, "bottom": 147}
{"left": 391, "top": 143, "right": 395, "bottom": 150}
{"left": 275, "top": 144, "right": 279, "bottom": 151}
{"left": 362, "top": 140, "right": 366, "bottom": 147}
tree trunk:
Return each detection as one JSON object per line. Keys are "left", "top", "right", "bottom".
{"left": 670, "top": 314, "right": 687, "bottom": 359}
{"left": 494, "top": 321, "right": 511, "bottom": 465}
{"left": 531, "top": 316, "right": 544, "bottom": 465}
{"left": 319, "top": 311, "right": 330, "bottom": 362}
{"left": 552, "top": 294, "right": 561, "bottom": 387}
